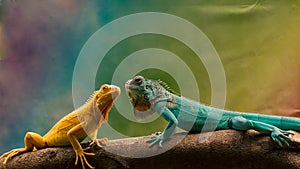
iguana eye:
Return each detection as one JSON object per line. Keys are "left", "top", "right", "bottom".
{"left": 102, "top": 85, "right": 109, "bottom": 91}
{"left": 144, "top": 94, "right": 149, "bottom": 100}
{"left": 145, "top": 85, "right": 150, "bottom": 90}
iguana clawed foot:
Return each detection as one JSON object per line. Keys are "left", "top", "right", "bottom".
{"left": 0, "top": 148, "right": 27, "bottom": 166}
{"left": 74, "top": 147, "right": 95, "bottom": 169}
{"left": 271, "top": 128, "right": 294, "bottom": 147}
{"left": 88, "top": 137, "right": 108, "bottom": 149}
{"left": 146, "top": 133, "right": 165, "bottom": 148}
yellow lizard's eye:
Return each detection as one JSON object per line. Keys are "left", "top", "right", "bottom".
{"left": 102, "top": 86, "right": 109, "bottom": 91}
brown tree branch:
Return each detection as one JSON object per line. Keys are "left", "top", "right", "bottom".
{"left": 1, "top": 130, "right": 300, "bottom": 169}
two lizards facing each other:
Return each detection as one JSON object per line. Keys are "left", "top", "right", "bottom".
{"left": 2, "top": 76, "right": 300, "bottom": 168}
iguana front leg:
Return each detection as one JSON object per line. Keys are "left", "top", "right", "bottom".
{"left": 146, "top": 104, "right": 178, "bottom": 147}
{"left": 67, "top": 124, "right": 95, "bottom": 169}
{"left": 0, "top": 132, "right": 47, "bottom": 166}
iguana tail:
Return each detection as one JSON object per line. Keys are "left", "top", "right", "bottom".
{"left": 234, "top": 112, "right": 300, "bottom": 131}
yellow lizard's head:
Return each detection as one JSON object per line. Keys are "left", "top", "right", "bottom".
{"left": 95, "top": 84, "right": 121, "bottom": 121}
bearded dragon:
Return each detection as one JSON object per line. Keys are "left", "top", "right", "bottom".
{"left": 125, "top": 76, "right": 299, "bottom": 147}
{"left": 0, "top": 84, "right": 120, "bottom": 169}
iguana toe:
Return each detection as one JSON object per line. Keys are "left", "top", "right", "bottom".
{"left": 97, "top": 137, "right": 108, "bottom": 146}
{"left": 271, "top": 128, "right": 294, "bottom": 147}
{"left": 74, "top": 149, "right": 95, "bottom": 169}
{"left": 1, "top": 148, "right": 27, "bottom": 166}
{"left": 146, "top": 134, "right": 165, "bottom": 148}
{"left": 88, "top": 137, "right": 108, "bottom": 149}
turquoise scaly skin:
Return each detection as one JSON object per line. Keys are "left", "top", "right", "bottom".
{"left": 125, "top": 76, "right": 299, "bottom": 147}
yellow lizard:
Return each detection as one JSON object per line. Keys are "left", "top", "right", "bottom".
{"left": 0, "top": 84, "right": 121, "bottom": 169}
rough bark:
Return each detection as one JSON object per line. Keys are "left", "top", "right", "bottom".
{"left": 1, "top": 130, "right": 300, "bottom": 169}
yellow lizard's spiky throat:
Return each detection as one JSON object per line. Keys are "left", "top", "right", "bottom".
{"left": 100, "top": 102, "right": 113, "bottom": 121}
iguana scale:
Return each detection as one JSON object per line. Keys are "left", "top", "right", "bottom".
{"left": 125, "top": 76, "right": 298, "bottom": 147}
{"left": 0, "top": 84, "right": 120, "bottom": 169}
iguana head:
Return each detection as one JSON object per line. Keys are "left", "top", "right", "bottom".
{"left": 95, "top": 84, "right": 121, "bottom": 121}
{"left": 125, "top": 75, "right": 167, "bottom": 120}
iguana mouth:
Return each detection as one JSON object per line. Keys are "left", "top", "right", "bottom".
{"left": 110, "top": 85, "right": 121, "bottom": 100}
{"left": 125, "top": 79, "right": 131, "bottom": 93}
{"left": 125, "top": 79, "right": 139, "bottom": 102}
{"left": 125, "top": 79, "right": 140, "bottom": 91}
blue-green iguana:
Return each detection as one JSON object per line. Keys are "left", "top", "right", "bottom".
{"left": 125, "top": 75, "right": 298, "bottom": 147}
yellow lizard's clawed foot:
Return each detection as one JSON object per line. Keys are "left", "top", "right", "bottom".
{"left": 74, "top": 148, "right": 95, "bottom": 169}
{"left": 88, "top": 140, "right": 97, "bottom": 148}
{"left": 0, "top": 148, "right": 27, "bottom": 166}
{"left": 88, "top": 137, "right": 108, "bottom": 149}
{"left": 97, "top": 137, "right": 108, "bottom": 146}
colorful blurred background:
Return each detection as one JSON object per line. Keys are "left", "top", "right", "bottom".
{"left": 1, "top": 0, "right": 300, "bottom": 155}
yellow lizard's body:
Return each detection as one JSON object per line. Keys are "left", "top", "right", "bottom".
{"left": 0, "top": 84, "right": 121, "bottom": 169}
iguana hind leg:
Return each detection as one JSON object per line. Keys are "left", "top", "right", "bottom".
{"left": 230, "top": 116, "right": 294, "bottom": 146}
{"left": 0, "top": 132, "right": 46, "bottom": 166}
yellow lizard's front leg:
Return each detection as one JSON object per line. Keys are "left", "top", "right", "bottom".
{"left": 0, "top": 132, "right": 47, "bottom": 166}
{"left": 67, "top": 124, "right": 95, "bottom": 169}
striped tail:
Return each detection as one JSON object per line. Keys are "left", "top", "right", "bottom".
{"left": 233, "top": 112, "right": 300, "bottom": 131}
